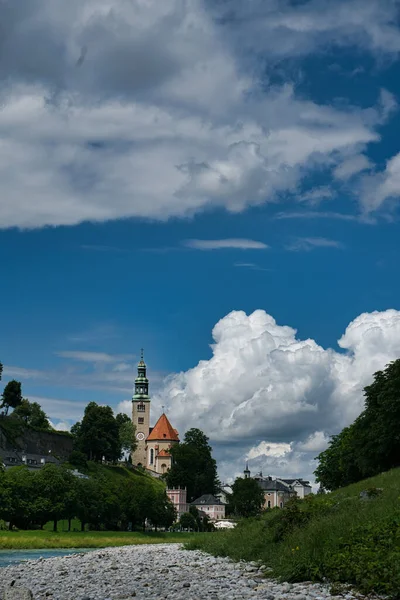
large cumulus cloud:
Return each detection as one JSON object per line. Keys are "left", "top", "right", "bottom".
{"left": 155, "top": 308, "right": 400, "bottom": 482}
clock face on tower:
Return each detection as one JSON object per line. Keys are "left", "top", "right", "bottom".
{"left": 136, "top": 432, "right": 145, "bottom": 441}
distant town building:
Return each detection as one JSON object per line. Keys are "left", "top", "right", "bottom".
{"left": 244, "top": 467, "right": 312, "bottom": 508}
{"left": 277, "top": 478, "right": 312, "bottom": 498}
{"left": 166, "top": 487, "right": 189, "bottom": 518}
{"left": 216, "top": 484, "right": 232, "bottom": 505}
{"left": 131, "top": 351, "right": 179, "bottom": 475}
{"left": 0, "top": 449, "right": 59, "bottom": 470}
{"left": 191, "top": 494, "right": 226, "bottom": 521}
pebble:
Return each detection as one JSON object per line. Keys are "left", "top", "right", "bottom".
{"left": 0, "top": 544, "right": 360, "bottom": 600}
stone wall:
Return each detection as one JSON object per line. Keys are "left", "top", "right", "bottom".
{"left": 0, "top": 418, "right": 73, "bottom": 460}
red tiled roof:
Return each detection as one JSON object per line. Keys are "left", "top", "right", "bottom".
{"left": 157, "top": 449, "right": 171, "bottom": 457}
{"left": 147, "top": 413, "right": 179, "bottom": 442}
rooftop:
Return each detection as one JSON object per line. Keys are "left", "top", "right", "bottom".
{"left": 147, "top": 413, "right": 179, "bottom": 442}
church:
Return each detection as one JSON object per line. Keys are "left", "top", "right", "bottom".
{"left": 131, "top": 352, "right": 179, "bottom": 474}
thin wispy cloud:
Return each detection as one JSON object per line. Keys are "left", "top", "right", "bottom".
{"left": 286, "top": 237, "right": 344, "bottom": 252}
{"left": 274, "top": 211, "right": 374, "bottom": 223}
{"left": 183, "top": 239, "right": 269, "bottom": 250}
{"left": 234, "top": 262, "right": 271, "bottom": 272}
{"left": 56, "top": 351, "right": 135, "bottom": 363}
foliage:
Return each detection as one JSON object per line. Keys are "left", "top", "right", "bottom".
{"left": 68, "top": 450, "right": 88, "bottom": 470}
{"left": 180, "top": 512, "right": 196, "bottom": 530}
{"left": 1, "top": 379, "right": 23, "bottom": 416}
{"left": 12, "top": 399, "right": 52, "bottom": 430}
{"left": 186, "top": 468, "right": 400, "bottom": 599}
{"left": 315, "top": 359, "right": 400, "bottom": 490}
{"left": 116, "top": 412, "right": 137, "bottom": 455}
{"left": 72, "top": 402, "right": 122, "bottom": 462}
{"left": 165, "top": 428, "right": 219, "bottom": 501}
{"left": 0, "top": 461, "right": 172, "bottom": 533}
{"left": 229, "top": 477, "right": 265, "bottom": 518}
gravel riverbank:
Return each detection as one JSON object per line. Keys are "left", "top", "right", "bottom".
{"left": 0, "top": 543, "right": 359, "bottom": 600}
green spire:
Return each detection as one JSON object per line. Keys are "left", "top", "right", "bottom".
{"left": 133, "top": 348, "right": 150, "bottom": 400}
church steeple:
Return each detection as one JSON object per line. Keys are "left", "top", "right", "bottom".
{"left": 133, "top": 348, "right": 150, "bottom": 400}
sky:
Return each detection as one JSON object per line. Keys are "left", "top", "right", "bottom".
{"left": 2, "top": 0, "right": 400, "bottom": 485}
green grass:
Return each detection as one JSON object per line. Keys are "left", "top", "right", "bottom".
{"left": 186, "top": 468, "right": 400, "bottom": 598}
{"left": 0, "top": 529, "right": 206, "bottom": 549}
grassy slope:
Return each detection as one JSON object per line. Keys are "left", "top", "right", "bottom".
{"left": 186, "top": 468, "right": 400, "bottom": 598}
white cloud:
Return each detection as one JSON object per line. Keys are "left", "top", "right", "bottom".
{"left": 56, "top": 351, "right": 134, "bottom": 363}
{"left": 286, "top": 237, "right": 344, "bottom": 251}
{"left": 48, "top": 420, "right": 72, "bottom": 432}
{"left": 156, "top": 308, "right": 400, "bottom": 482}
{"left": 183, "top": 238, "right": 268, "bottom": 250}
{"left": 333, "top": 154, "right": 373, "bottom": 180}
{"left": 360, "top": 152, "right": 400, "bottom": 212}
{"left": 297, "top": 186, "right": 334, "bottom": 205}
{"left": 0, "top": 0, "right": 394, "bottom": 229}
{"left": 247, "top": 441, "right": 292, "bottom": 460}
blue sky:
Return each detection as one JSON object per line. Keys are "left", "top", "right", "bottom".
{"left": 2, "top": 0, "right": 400, "bottom": 482}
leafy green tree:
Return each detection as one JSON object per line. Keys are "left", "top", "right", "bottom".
{"left": 315, "top": 359, "right": 400, "bottom": 490}
{"left": 1, "top": 380, "right": 22, "bottom": 416}
{"left": 229, "top": 477, "right": 265, "bottom": 518}
{"left": 34, "top": 464, "right": 76, "bottom": 531}
{"left": 314, "top": 424, "right": 362, "bottom": 491}
{"left": 166, "top": 428, "right": 219, "bottom": 501}
{"left": 116, "top": 413, "right": 137, "bottom": 455}
{"left": 73, "top": 402, "right": 121, "bottom": 462}
{"left": 179, "top": 512, "right": 196, "bottom": 530}
{"left": 2, "top": 467, "right": 35, "bottom": 529}
{"left": 13, "top": 399, "right": 52, "bottom": 430}
{"left": 0, "top": 361, "right": 3, "bottom": 382}
{"left": 68, "top": 450, "right": 88, "bottom": 470}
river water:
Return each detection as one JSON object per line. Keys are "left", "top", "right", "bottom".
{"left": 0, "top": 548, "right": 94, "bottom": 568}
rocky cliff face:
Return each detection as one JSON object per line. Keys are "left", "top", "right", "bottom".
{"left": 0, "top": 418, "right": 73, "bottom": 460}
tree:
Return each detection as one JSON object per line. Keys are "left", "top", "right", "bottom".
{"left": 1, "top": 380, "right": 22, "bottom": 416}
{"left": 166, "top": 428, "right": 219, "bottom": 501}
{"left": 229, "top": 477, "right": 265, "bottom": 518}
{"left": 34, "top": 464, "right": 76, "bottom": 531}
{"left": 315, "top": 358, "right": 400, "bottom": 490}
{"left": 116, "top": 413, "right": 137, "bottom": 455}
{"left": 13, "top": 399, "right": 52, "bottom": 430}
{"left": 73, "top": 402, "right": 121, "bottom": 462}
{"left": 179, "top": 512, "right": 196, "bottom": 530}
{"left": 0, "top": 361, "right": 3, "bottom": 382}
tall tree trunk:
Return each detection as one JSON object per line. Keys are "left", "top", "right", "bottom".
{"left": 81, "top": 521, "right": 85, "bottom": 532}
{"left": 68, "top": 518, "right": 72, "bottom": 532}
{"left": 53, "top": 519, "right": 57, "bottom": 532}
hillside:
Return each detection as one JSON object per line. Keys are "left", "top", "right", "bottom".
{"left": 187, "top": 468, "right": 400, "bottom": 598}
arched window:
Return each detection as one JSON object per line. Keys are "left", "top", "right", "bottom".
{"left": 280, "top": 502, "right": 283, "bottom": 508}
{"left": 267, "top": 500, "right": 271, "bottom": 508}
{"left": 137, "top": 403, "right": 145, "bottom": 412}
{"left": 150, "top": 449, "right": 154, "bottom": 465}
{"left": 161, "top": 463, "right": 167, "bottom": 473}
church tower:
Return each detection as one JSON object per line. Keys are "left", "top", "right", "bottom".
{"left": 131, "top": 350, "right": 150, "bottom": 467}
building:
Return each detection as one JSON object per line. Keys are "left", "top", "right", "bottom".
{"left": 244, "top": 467, "right": 311, "bottom": 508}
{"left": 216, "top": 484, "right": 232, "bottom": 505}
{"left": 0, "top": 448, "right": 60, "bottom": 470}
{"left": 277, "top": 478, "right": 312, "bottom": 498}
{"left": 166, "top": 487, "right": 189, "bottom": 518}
{"left": 131, "top": 351, "right": 179, "bottom": 475}
{"left": 191, "top": 494, "right": 226, "bottom": 521}
{"left": 254, "top": 474, "right": 295, "bottom": 508}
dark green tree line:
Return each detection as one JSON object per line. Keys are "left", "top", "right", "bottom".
{"left": 315, "top": 359, "right": 400, "bottom": 490}
{"left": 0, "top": 464, "right": 175, "bottom": 531}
